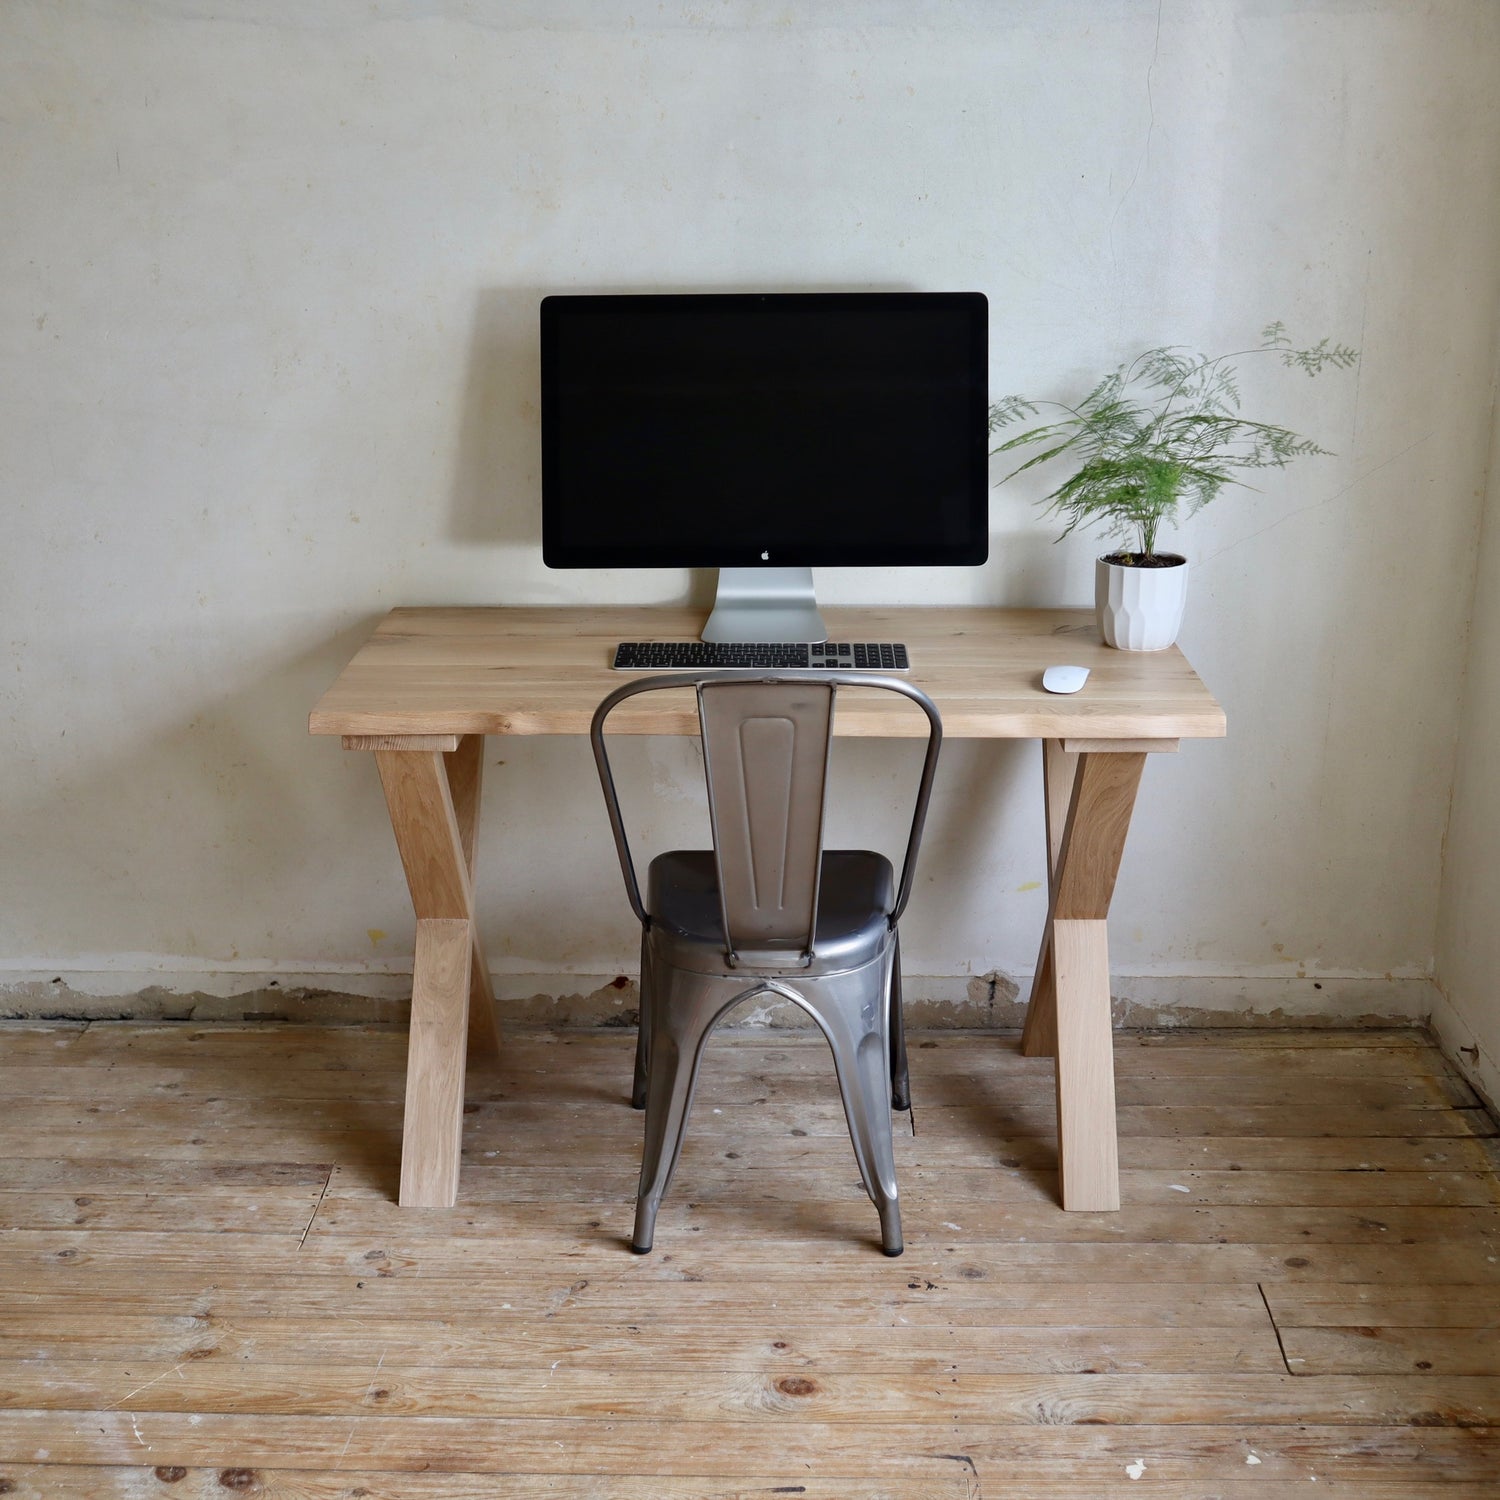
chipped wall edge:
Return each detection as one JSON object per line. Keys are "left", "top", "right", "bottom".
{"left": 0, "top": 967, "right": 1442, "bottom": 1034}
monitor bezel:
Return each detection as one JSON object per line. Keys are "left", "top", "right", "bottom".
{"left": 540, "top": 290, "right": 990, "bottom": 570}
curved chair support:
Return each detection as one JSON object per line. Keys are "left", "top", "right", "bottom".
{"left": 631, "top": 961, "right": 902, "bottom": 1257}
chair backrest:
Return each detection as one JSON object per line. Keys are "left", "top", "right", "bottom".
{"left": 698, "top": 678, "right": 835, "bottom": 962}
{"left": 591, "top": 671, "right": 943, "bottom": 966}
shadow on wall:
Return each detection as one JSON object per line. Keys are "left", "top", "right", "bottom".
{"left": 983, "top": 529, "right": 1092, "bottom": 609}
{"left": 449, "top": 286, "right": 547, "bottom": 549}
{"left": 443, "top": 281, "right": 710, "bottom": 612}
{"left": 445, "top": 278, "right": 928, "bottom": 558}
{"left": 914, "top": 737, "right": 1039, "bottom": 960}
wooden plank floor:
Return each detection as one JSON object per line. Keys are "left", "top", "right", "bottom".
{"left": 0, "top": 1022, "right": 1497, "bottom": 1497}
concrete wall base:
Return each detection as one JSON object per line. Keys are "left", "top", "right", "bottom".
{"left": 0, "top": 967, "right": 1443, "bottom": 1032}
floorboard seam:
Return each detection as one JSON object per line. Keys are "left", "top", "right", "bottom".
{"left": 1257, "top": 1282, "right": 1296, "bottom": 1377}
{"left": 297, "top": 1166, "right": 335, "bottom": 1250}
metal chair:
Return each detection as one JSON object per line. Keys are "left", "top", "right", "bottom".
{"left": 590, "top": 671, "right": 943, "bottom": 1257}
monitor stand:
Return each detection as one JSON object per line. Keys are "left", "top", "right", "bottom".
{"left": 701, "top": 566, "right": 830, "bottom": 643}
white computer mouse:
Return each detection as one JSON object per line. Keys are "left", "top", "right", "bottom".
{"left": 1041, "top": 664, "right": 1090, "bottom": 694}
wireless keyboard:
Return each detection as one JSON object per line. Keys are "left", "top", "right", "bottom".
{"left": 612, "top": 641, "right": 910, "bottom": 672}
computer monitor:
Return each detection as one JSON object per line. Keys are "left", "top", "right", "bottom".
{"left": 540, "top": 291, "right": 989, "bottom": 641}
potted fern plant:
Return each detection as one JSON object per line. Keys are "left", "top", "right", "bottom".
{"left": 989, "top": 324, "right": 1357, "bottom": 649}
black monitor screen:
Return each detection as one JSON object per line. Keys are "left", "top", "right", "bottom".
{"left": 541, "top": 292, "right": 989, "bottom": 569}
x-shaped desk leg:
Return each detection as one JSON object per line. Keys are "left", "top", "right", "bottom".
{"left": 1021, "top": 742, "right": 1148, "bottom": 1211}
{"left": 369, "top": 734, "right": 502, "bottom": 1207}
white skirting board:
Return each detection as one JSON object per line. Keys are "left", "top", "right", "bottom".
{"left": 1425, "top": 983, "right": 1500, "bottom": 1118}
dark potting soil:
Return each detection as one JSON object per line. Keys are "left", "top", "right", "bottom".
{"left": 1102, "top": 552, "right": 1187, "bottom": 569}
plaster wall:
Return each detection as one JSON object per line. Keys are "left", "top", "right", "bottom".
{"left": 1435, "top": 381, "right": 1500, "bottom": 1104}
{"left": 4, "top": 1, "right": 1499, "bottom": 1020}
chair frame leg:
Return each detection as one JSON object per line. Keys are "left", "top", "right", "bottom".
{"left": 889, "top": 930, "right": 910, "bottom": 1112}
{"left": 632, "top": 966, "right": 731, "bottom": 1253}
{"left": 631, "top": 946, "right": 903, "bottom": 1257}
{"left": 803, "top": 952, "right": 903, "bottom": 1256}
{"left": 631, "top": 925, "right": 652, "bottom": 1110}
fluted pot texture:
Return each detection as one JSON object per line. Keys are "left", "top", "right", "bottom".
{"left": 1095, "top": 554, "right": 1189, "bottom": 651}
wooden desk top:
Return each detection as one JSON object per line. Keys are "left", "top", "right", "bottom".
{"left": 309, "top": 606, "right": 1226, "bottom": 741}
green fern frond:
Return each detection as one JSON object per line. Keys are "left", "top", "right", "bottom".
{"left": 986, "top": 395, "right": 1038, "bottom": 431}
{"left": 992, "top": 325, "right": 1358, "bottom": 558}
{"left": 990, "top": 420, "right": 1078, "bottom": 453}
{"left": 998, "top": 439, "right": 1081, "bottom": 481}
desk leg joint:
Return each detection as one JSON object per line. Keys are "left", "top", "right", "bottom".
{"left": 399, "top": 917, "right": 473, "bottom": 1207}
{"left": 1052, "top": 917, "right": 1120, "bottom": 1211}
{"left": 375, "top": 743, "right": 499, "bottom": 1209}
{"left": 1025, "top": 746, "right": 1146, "bottom": 1212}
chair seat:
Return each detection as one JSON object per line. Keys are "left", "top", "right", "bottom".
{"left": 647, "top": 849, "right": 895, "bottom": 975}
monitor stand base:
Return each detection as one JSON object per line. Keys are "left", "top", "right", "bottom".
{"left": 701, "top": 567, "right": 830, "bottom": 643}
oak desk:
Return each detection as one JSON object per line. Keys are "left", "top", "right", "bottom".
{"left": 310, "top": 606, "right": 1225, "bottom": 1212}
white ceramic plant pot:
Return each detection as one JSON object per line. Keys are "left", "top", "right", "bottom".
{"left": 1095, "top": 553, "right": 1189, "bottom": 651}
